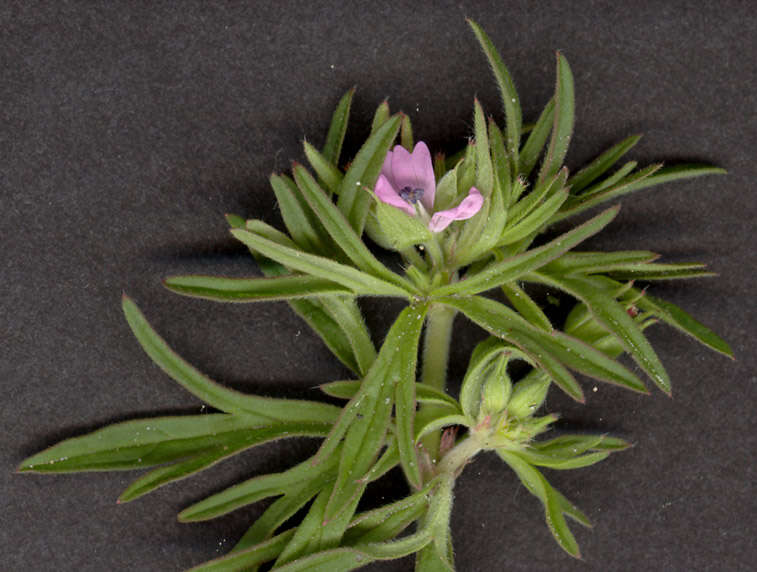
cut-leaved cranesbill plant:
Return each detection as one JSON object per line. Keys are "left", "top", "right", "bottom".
{"left": 19, "top": 19, "right": 732, "bottom": 571}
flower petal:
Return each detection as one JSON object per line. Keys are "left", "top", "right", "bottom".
{"left": 381, "top": 148, "right": 396, "bottom": 189}
{"left": 375, "top": 174, "right": 416, "bottom": 216}
{"left": 411, "top": 142, "right": 436, "bottom": 211}
{"left": 391, "top": 142, "right": 436, "bottom": 210}
{"left": 428, "top": 187, "right": 484, "bottom": 232}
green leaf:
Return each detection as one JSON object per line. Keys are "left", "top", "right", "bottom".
{"left": 304, "top": 141, "right": 344, "bottom": 195}
{"left": 163, "top": 274, "right": 350, "bottom": 302}
{"left": 538, "top": 53, "right": 575, "bottom": 184}
{"left": 322, "top": 88, "right": 354, "bottom": 166}
{"left": 121, "top": 296, "right": 341, "bottom": 422}
{"left": 19, "top": 415, "right": 329, "bottom": 474}
{"left": 433, "top": 206, "right": 619, "bottom": 296}
{"left": 501, "top": 281, "right": 552, "bottom": 331}
{"left": 230, "top": 478, "right": 328, "bottom": 553}
{"left": 292, "top": 164, "right": 413, "bottom": 292}
{"left": 608, "top": 262, "right": 716, "bottom": 281}
{"left": 189, "top": 529, "right": 296, "bottom": 572}
{"left": 506, "top": 167, "right": 567, "bottom": 229}
{"left": 289, "top": 298, "right": 362, "bottom": 374}
{"left": 319, "top": 304, "right": 429, "bottom": 519}
{"left": 118, "top": 419, "right": 333, "bottom": 503}
{"left": 468, "top": 19, "right": 521, "bottom": 165}
{"left": 533, "top": 434, "right": 631, "bottom": 455}
{"left": 345, "top": 482, "right": 433, "bottom": 544}
{"left": 317, "top": 296, "right": 377, "bottom": 377}
{"left": 473, "top": 99, "right": 494, "bottom": 195}
{"left": 519, "top": 97, "right": 555, "bottom": 178}
{"left": 269, "top": 173, "right": 326, "bottom": 253}
{"left": 338, "top": 115, "right": 401, "bottom": 234}
{"left": 548, "top": 250, "right": 659, "bottom": 274}
{"left": 489, "top": 119, "right": 512, "bottom": 206}
{"left": 568, "top": 135, "right": 642, "bottom": 193}
{"left": 637, "top": 292, "right": 734, "bottom": 358}
{"left": 320, "top": 380, "right": 461, "bottom": 411}
{"left": 178, "top": 452, "right": 339, "bottom": 522}
{"left": 498, "top": 450, "right": 582, "bottom": 558}
{"left": 514, "top": 449, "right": 610, "bottom": 470}
{"left": 439, "top": 296, "right": 583, "bottom": 401}
{"left": 232, "top": 221, "right": 367, "bottom": 376}
{"left": 370, "top": 100, "right": 391, "bottom": 133}
{"left": 499, "top": 188, "right": 569, "bottom": 245}
{"left": 231, "top": 228, "right": 410, "bottom": 297}
{"left": 554, "top": 163, "right": 663, "bottom": 221}
{"left": 224, "top": 213, "right": 245, "bottom": 228}
{"left": 531, "top": 271, "right": 671, "bottom": 393}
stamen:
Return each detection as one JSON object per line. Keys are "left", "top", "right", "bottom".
{"left": 398, "top": 186, "right": 425, "bottom": 204}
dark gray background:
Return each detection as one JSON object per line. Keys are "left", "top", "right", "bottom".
{"left": 3, "top": 1, "right": 755, "bottom": 571}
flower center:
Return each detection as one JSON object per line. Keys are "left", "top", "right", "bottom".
{"left": 399, "top": 186, "right": 425, "bottom": 204}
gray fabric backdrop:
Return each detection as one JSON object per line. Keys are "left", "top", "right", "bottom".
{"left": 3, "top": 1, "right": 755, "bottom": 570}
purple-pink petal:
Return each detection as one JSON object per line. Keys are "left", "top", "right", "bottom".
{"left": 380, "top": 149, "right": 396, "bottom": 190}
{"left": 428, "top": 187, "right": 484, "bottom": 232}
{"left": 375, "top": 174, "right": 416, "bottom": 216}
{"left": 390, "top": 143, "right": 436, "bottom": 211}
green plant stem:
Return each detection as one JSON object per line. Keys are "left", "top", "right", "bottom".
{"left": 419, "top": 304, "right": 456, "bottom": 467}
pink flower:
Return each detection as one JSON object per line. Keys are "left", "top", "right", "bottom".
{"left": 374, "top": 142, "right": 484, "bottom": 232}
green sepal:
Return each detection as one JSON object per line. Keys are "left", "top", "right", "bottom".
{"left": 374, "top": 198, "right": 432, "bottom": 250}
{"left": 433, "top": 167, "right": 460, "bottom": 213}
{"left": 507, "top": 371, "right": 551, "bottom": 418}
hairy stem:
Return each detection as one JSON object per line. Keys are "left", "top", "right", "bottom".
{"left": 419, "top": 304, "right": 456, "bottom": 466}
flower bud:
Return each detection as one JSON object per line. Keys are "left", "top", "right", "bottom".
{"left": 480, "top": 354, "right": 512, "bottom": 417}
